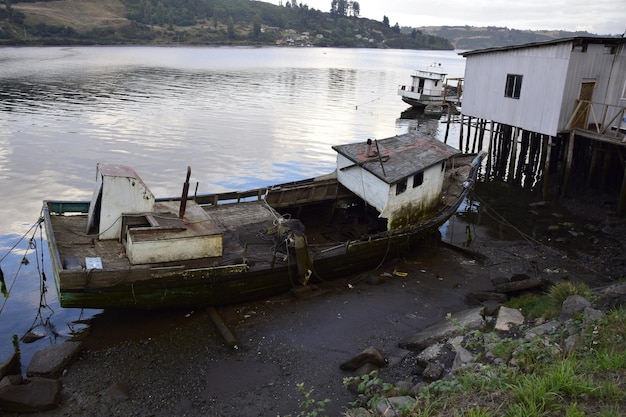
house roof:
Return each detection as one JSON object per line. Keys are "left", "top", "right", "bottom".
{"left": 460, "top": 36, "right": 625, "bottom": 57}
{"left": 332, "top": 133, "right": 460, "bottom": 185}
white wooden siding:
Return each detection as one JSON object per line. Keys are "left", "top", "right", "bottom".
{"left": 462, "top": 43, "right": 570, "bottom": 136}
{"left": 380, "top": 162, "right": 443, "bottom": 223}
{"left": 462, "top": 39, "right": 626, "bottom": 137}
{"left": 336, "top": 154, "right": 389, "bottom": 213}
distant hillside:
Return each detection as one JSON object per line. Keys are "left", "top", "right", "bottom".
{"left": 405, "top": 25, "right": 608, "bottom": 50}
{"left": 0, "top": 0, "right": 453, "bottom": 49}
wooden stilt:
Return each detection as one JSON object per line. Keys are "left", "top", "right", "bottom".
{"left": 444, "top": 105, "right": 452, "bottom": 143}
{"left": 586, "top": 141, "right": 600, "bottom": 188}
{"left": 507, "top": 127, "right": 518, "bottom": 182}
{"left": 487, "top": 121, "right": 495, "bottom": 180}
{"left": 541, "top": 135, "right": 551, "bottom": 200}
{"left": 459, "top": 114, "right": 464, "bottom": 152}
{"left": 600, "top": 144, "right": 612, "bottom": 192}
{"left": 515, "top": 130, "right": 529, "bottom": 186}
{"left": 561, "top": 134, "right": 575, "bottom": 198}
{"left": 478, "top": 119, "right": 486, "bottom": 153}
{"left": 465, "top": 116, "right": 472, "bottom": 153}
{"left": 618, "top": 162, "right": 626, "bottom": 217}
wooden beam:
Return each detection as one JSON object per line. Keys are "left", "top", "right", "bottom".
{"left": 561, "top": 134, "right": 575, "bottom": 198}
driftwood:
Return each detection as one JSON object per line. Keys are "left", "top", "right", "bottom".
{"left": 494, "top": 277, "right": 543, "bottom": 293}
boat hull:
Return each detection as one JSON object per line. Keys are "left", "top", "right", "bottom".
{"left": 49, "top": 229, "right": 437, "bottom": 310}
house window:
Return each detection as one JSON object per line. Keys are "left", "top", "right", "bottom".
{"left": 396, "top": 178, "right": 407, "bottom": 195}
{"left": 505, "top": 74, "right": 523, "bottom": 99}
{"left": 413, "top": 172, "right": 424, "bottom": 188}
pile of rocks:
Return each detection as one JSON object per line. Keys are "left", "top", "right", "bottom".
{"left": 339, "top": 282, "right": 626, "bottom": 416}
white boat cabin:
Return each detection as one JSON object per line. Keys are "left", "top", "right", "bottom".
{"left": 333, "top": 133, "right": 460, "bottom": 230}
{"left": 398, "top": 62, "right": 447, "bottom": 106}
{"left": 86, "top": 164, "right": 223, "bottom": 264}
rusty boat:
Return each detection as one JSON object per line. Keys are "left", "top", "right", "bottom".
{"left": 43, "top": 133, "right": 484, "bottom": 309}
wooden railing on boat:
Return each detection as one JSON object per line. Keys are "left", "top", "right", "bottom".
{"left": 193, "top": 177, "right": 353, "bottom": 209}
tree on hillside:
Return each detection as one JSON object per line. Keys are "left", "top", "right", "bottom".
{"left": 382, "top": 15, "right": 389, "bottom": 27}
{"left": 227, "top": 16, "right": 234, "bottom": 38}
{"left": 330, "top": 0, "right": 359, "bottom": 17}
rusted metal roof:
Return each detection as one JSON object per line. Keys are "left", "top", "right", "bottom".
{"left": 332, "top": 133, "right": 460, "bottom": 184}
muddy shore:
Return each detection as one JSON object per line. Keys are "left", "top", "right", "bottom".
{"left": 10, "top": 188, "right": 626, "bottom": 417}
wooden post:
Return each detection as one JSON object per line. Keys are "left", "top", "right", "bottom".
{"left": 487, "top": 121, "right": 495, "bottom": 180}
{"left": 472, "top": 119, "right": 480, "bottom": 153}
{"left": 586, "top": 141, "right": 600, "bottom": 188}
{"left": 465, "top": 116, "right": 473, "bottom": 153}
{"left": 541, "top": 135, "right": 551, "bottom": 200}
{"left": 459, "top": 114, "right": 464, "bottom": 152}
{"left": 619, "top": 163, "right": 626, "bottom": 217}
{"left": 515, "top": 130, "right": 529, "bottom": 186}
{"left": 507, "top": 127, "right": 518, "bottom": 183}
{"left": 561, "top": 134, "right": 575, "bottom": 198}
{"left": 444, "top": 105, "right": 452, "bottom": 143}
{"left": 478, "top": 119, "right": 486, "bottom": 153}
{"left": 208, "top": 307, "right": 239, "bottom": 349}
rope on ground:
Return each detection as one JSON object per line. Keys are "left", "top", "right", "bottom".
{"left": 469, "top": 190, "right": 606, "bottom": 278}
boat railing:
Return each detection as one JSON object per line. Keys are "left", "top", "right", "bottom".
{"left": 194, "top": 188, "right": 268, "bottom": 206}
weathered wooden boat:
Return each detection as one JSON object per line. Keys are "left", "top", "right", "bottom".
{"left": 398, "top": 62, "right": 447, "bottom": 109}
{"left": 43, "top": 133, "right": 484, "bottom": 309}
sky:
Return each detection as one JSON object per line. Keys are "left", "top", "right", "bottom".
{"left": 285, "top": 0, "right": 625, "bottom": 36}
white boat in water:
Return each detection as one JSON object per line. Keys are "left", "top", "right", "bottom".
{"left": 398, "top": 63, "right": 462, "bottom": 110}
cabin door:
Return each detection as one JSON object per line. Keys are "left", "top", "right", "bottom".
{"left": 570, "top": 81, "right": 595, "bottom": 130}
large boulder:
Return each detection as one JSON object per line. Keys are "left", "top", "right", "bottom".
{"left": 26, "top": 341, "right": 82, "bottom": 378}
{"left": 398, "top": 307, "right": 486, "bottom": 352}
{"left": 340, "top": 346, "right": 387, "bottom": 372}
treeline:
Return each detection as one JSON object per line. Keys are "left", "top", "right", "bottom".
{"left": 0, "top": 0, "right": 453, "bottom": 49}
{"left": 412, "top": 25, "right": 603, "bottom": 49}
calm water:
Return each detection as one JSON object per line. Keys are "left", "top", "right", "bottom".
{"left": 0, "top": 46, "right": 466, "bottom": 365}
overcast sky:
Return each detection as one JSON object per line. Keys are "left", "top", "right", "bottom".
{"left": 286, "top": 0, "right": 624, "bottom": 36}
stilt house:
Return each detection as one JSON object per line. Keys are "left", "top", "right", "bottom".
{"left": 459, "top": 37, "right": 626, "bottom": 214}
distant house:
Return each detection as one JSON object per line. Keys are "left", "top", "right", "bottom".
{"left": 459, "top": 37, "right": 626, "bottom": 213}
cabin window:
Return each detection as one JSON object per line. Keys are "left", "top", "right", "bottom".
{"left": 505, "top": 74, "right": 523, "bottom": 99}
{"left": 622, "top": 81, "right": 626, "bottom": 100}
{"left": 412, "top": 172, "right": 424, "bottom": 188}
{"left": 396, "top": 179, "right": 407, "bottom": 195}
{"left": 604, "top": 45, "right": 617, "bottom": 55}
{"left": 441, "top": 161, "right": 445, "bottom": 172}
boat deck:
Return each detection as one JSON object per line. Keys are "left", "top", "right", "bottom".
{"left": 49, "top": 200, "right": 284, "bottom": 272}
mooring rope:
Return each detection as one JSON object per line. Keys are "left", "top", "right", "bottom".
{"left": 24, "top": 220, "right": 55, "bottom": 335}
{"left": 469, "top": 190, "right": 606, "bottom": 278}
{"left": 0, "top": 216, "right": 46, "bottom": 316}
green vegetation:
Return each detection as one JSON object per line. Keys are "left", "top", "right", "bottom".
{"left": 298, "top": 282, "right": 625, "bottom": 416}
{"left": 0, "top": 0, "right": 452, "bottom": 48}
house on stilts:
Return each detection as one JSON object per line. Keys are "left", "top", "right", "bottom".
{"left": 458, "top": 36, "right": 626, "bottom": 214}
